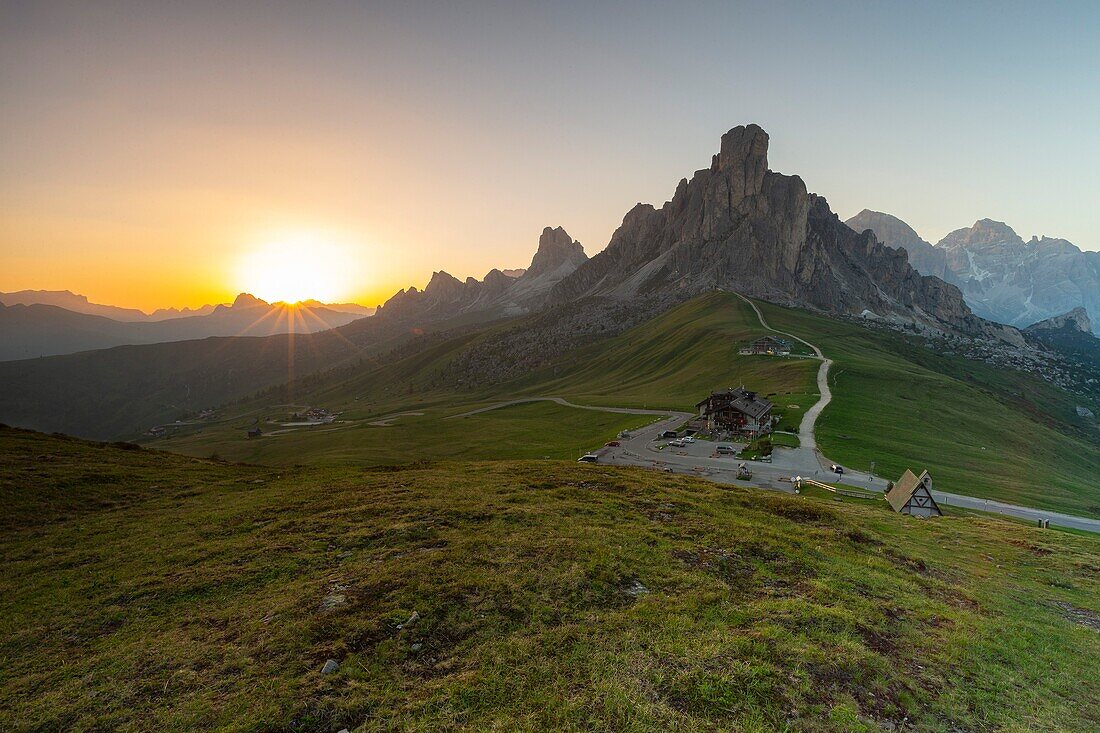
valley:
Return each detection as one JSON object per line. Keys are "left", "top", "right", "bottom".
{"left": 157, "top": 293, "right": 1100, "bottom": 519}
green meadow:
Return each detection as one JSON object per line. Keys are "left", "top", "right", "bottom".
{"left": 757, "top": 300, "right": 1100, "bottom": 517}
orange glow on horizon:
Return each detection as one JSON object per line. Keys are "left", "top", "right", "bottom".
{"left": 233, "top": 231, "right": 368, "bottom": 306}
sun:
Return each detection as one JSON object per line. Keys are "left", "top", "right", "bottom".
{"left": 236, "top": 233, "right": 354, "bottom": 304}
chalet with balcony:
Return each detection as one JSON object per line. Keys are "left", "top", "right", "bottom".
{"left": 694, "top": 388, "right": 775, "bottom": 437}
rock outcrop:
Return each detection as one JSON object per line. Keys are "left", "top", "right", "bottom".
{"left": 375, "top": 226, "right": 588, "bottom": 323}
{"left": 845, "top": 209, "right": 951, "bottom": 281}
{"left": 549, "top": 125, "right": 1001, "bottom": 339}
{"left": 1024, "top": 307, "right": 1093, "bottom": 335}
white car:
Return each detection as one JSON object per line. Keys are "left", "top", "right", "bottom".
{"left": 668, "top": 439, "right": 685, "bottom": 447}
{"left": 578, "top": 454, "right": 599, "bottom": 463}
{"left": 683, "top": 436, "right": 696, "bottom": 444}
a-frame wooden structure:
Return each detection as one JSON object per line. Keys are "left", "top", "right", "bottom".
{"left": 886, "top": 469, "right": 943, "bottom": 518}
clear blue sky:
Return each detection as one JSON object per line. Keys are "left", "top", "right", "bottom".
{"left": 2, "top": 1, "right": 1097, "bottom": 308}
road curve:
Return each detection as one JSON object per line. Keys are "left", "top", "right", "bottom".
{"left": 730, "top": 292, "right": 831, "bottom": 454}
{"left": 438, "top": 305, "right": 1100, "bottom": 533}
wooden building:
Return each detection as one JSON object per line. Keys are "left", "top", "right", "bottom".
{"left": 739, "top": 336, "right": 791, "bottom": 356}
{"left": 695, "top": 388, "right": 774, "bottom": 437}
{"left": 886, "top": 469, "right": 943, "bottom": 518}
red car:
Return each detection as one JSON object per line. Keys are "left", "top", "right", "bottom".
{"left": 605, "top": 440, "right": 621, "bottom": 447}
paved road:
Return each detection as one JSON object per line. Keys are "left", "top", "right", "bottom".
{"left": 730, "top": 292, "right": 831, "bottom": 454}
{"left": 443, "top": 305, "right": 1100, "bottom": 533}
{"left": 456, "top": 396, "right": 1100, "bottom": 532}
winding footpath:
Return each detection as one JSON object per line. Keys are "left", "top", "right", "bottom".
{"left": 445, "top": 297, "right": 1100, "bottom": 533}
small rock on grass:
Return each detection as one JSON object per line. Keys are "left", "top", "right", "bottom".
{"left": 321, "top": 659, "right": 339, "bottom": 675}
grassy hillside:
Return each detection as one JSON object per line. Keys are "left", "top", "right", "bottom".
{"left": 0, "top": 309, "right": 502, "bottom": 441}
{"left": 160, "top": 295, "right": 819, "bottom": 465}
{"left": 512, "top": 295, "right": 818, "bottom": 423}
{"left": 756, "top": 301, "right": 1100, "bottom": 516}
{"left": 152, "top": 292, "right": 1100, "bottom": 516}
{"left": 2, "top": 427, "right": 1098, "bottom": 731}
{"left": 164, "top": 400, "right": 655, "bottom": 465}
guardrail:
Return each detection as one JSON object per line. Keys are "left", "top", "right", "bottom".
{"left": 795, "top": 477, "right": 878, "bottom": 499}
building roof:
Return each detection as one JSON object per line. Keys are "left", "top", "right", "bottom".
{"left": 886, "top": 469, "right": 929, "bottom": 512}
{"left": 752, "top": 335, "right": 789, "bottom": 346}
{"left": 696, "top": 387, "right": 773, "bottom": 420}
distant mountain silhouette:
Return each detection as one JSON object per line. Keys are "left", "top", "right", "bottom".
{"left": 375, "top": 226, "right": 588, "bottom": 323}
{"left": 0, "top": 293, "right": 373, "bottom": 360}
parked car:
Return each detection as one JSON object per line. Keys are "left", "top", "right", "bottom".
{"left": 578, "top": 454, "right": 599, "bottom": 463}
{"left": 760, "top": 454, "right": 772, "bottom": 463}
{"left": 831, "top": 464, "right": 844, "bottom": 475}
{"left": 716, "top": 444, "right": 736, "bottom": 455}
{"left": 683, "top": 436, "right": 696, "bottom": 443}
{"left": 605, "top": 440, "right": 620, "bottom": 447}
{"left": 668, "top": 439, "right": 685, "bottom": 447}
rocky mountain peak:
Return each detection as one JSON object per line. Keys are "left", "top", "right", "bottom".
{"left": 939, "top": 219, "right": 1024, "bottom": 250}
{"left": 846, "top": 210, "right": 923, "bottom": 248}
{"left": 844, "top": 210, "right": 950, "bottom": 281}
{"left": 423, "top": 271, "right": 465, "bottom": 301}
{"left": 525, "top": 226, "right": 587, "bottom": 279}
{"left": 1025, "top": 307, "right": 1093, "bottom": 335}
{"left": 231, "top": 293, "right": 266, "bottom": 308}
{"left": 548, "top": 122, "right": 1012, "bottom": 342}
{"left": 713, "top": 124, "right": 769, "bottom": 198}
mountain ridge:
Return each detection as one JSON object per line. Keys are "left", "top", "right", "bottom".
{"left": 847, "top": 213, "right": 1100, "bottom": 327}
{"left": 0, "top": 294, "right": 372, "bottom": 361}
{"left": 546, "top": 125, "right": 1010, "bottom": 342}
{"left": 375, "top": 226, "right": 589, "bottom": 323}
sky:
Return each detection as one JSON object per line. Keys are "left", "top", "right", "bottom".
{"left": 2, "top": 0, "right": 1098, "bottom": 311}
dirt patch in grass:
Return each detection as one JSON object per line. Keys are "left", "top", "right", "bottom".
{"left": 1054, "top": 601, "right": 1100, "bottom": 632}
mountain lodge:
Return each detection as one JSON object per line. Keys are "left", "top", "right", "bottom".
{"left": 739, "top": 336, "right": 791, "bottom": 356}
{"left": 694, "top": 388, "right": 775, "bottom": 437}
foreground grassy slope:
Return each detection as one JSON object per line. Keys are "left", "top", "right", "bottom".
{"left": 2, "top": 428, "right": 1099, "bottom": 731}
{"left": 757, "top": 301, "right": 1100, "bottom": 516}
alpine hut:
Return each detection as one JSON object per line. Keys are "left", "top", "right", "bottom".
{"left": 886, "top": 469, "right": 943, "bottom": 518}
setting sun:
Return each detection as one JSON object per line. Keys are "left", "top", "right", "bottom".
{"left": 235, "top": 234, "right": 356, "bottom": 304}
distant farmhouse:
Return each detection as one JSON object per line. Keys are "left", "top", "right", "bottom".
{"left": 739, "top": 336, "right": 791, "bottom": 356}
{"left": 694, "top": 388, "right": 774, "bottom": 438}
{"left": 886, "top": 469, "right": 943, "bottom": 518}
